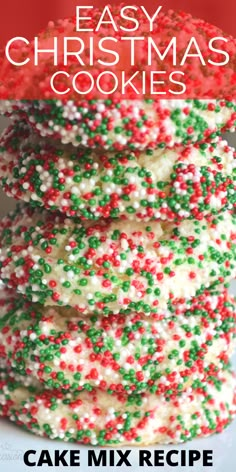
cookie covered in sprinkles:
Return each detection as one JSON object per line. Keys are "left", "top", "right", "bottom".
{"left": 0, "top": 204, "right": 236, "bottom": 313}
{"left": 0, "top": 368, "right": 235, "bottom": 445}
{"left": 0, "top": 8, "right": 236, "bottom": 150}
{"left": 0, "top": 287, "right": 235, "bottom": 395}
{"left": 0, "top": 122, "right": 236, "bottom": 221}
{"left": 1, "top": 99, "right": 236, "bottom": 151}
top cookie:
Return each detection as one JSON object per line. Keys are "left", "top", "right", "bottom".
{"left": 1, "top": 8, "right": 235, "bottom": 149}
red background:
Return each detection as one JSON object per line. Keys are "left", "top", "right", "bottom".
{"left": 0, "top": 0, "right": 235, "bottom": 47}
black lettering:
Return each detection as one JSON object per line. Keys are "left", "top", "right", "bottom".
{"left": 189, "top": 450, "right": 201, "bottom": 466}
{"left": 154, "top": 450, "right": 164, "bottom": 466}
{"left": 117, "top": 450, "right": 132, "bottom": 466}
{"left": 88, "top": 450, "right": 106, "bottom": 466}
{"left": 70, "top": 450, "right": 80, "bottom": 466}
{"left": 54, "top": 450, "right": 68, "bottom": 466}
{"left": 109, "top": 451, "right": 115, "bottom": 467}
{"left": 181, "top": 450, "right": 186, "bottom": 466}
{"left": 24, "top": 450, "right": 36, "bottom": 467}
{"left": 203, "top": 450, "right": 213, "bottom": 466}
{"left": 166, "top": 450, "right": 178, "bottom": 466}
{"left": 139, "top": 450, "right": 152, "bottom": 466}
{"left": 38, "top": 450, "right": 53, "bottom": 467}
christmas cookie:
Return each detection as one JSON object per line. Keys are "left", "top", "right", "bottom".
{"left": 0, "top": 287, "right": 235, "bottom": 395}
{"left": 0, "top": 204, "right": 236, "bottom": 313}
{"left": 0, "top": 368, "right": 235, "bottom": 445}
{"left": 0, "top": 8, "right": 235, "bottom": 149}
{"left": 1, "top": 99, "right": 235, "bottom": 151}
{"left": 0, "top": 122, "right": 236, "bottom": 221}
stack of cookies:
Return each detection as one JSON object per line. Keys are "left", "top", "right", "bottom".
{"left": 0, "top": 97, "right": 235, "bottom": 446}
{"left": 1, "top": 5, "right": 236, "bottom": 444}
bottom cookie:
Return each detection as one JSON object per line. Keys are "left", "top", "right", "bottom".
{"left": 0, "top": 369, "right": 235, "bottom": 446}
